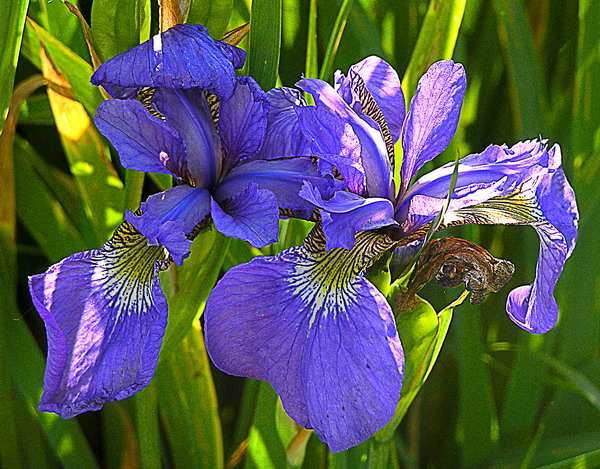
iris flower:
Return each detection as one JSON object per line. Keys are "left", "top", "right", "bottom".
{"left": 29, "top": 24, "right": 338, "bottom": 419}
{"left": 204, "top": 57, "right": 578, "bottom": 451}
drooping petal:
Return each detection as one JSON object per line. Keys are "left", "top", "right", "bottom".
{"left": 125, "top": 186, "right": 211, "bottom": 265}
{"left": 299, "top": 182, "right": 396, "bottom": 250}
{"left": 211, "top": 183, "right": 279, "bottom": 248}
{"left": 94, "top": 99, "right": 188, "bottom": 180}
{"left": 204, "top": 229, "right": 403, "bottom": 452}
{"left": 400, "top": 60, "right": 466, "bottom": 195}
{"left": 401, "top": 141, "right": 578, "bottom": 333}
{"left": 91, "top": 24, "right": 245, "bottom": 100}
{"left": 214, "top": 158, "right": 344, "bottom": 217}
{"left": 29, "top": 221, "right": 171, "bottom": 418}
{"left": 253, "top": 87, "right": 313, "bottom": 160}
{"left": 299, "top": 78, "right": 394, "bottom": 200}
{"left": 218, "top": 76, "right": 268, "bottom": 174}
{"left": 340, "top": 56, "right": 405, "bottom": 143}
{"left": 151, "top": 88, "right": 221, "bottom": 188}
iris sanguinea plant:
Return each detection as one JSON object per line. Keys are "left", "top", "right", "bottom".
{"left": 28, "top": 24, "right": 338, "bottom": 418}
{"left": 204, "top": 57, "right": 578, "bottom": 451}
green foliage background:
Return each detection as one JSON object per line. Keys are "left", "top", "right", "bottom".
{"left": 1, "top": 0, "right": 599, "bottom": 467}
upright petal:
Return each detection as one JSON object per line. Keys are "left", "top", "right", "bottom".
{"left": 205, "top": 229, "right": 403, "bottom": 452}
{"left": 94, "top": 99, "right": 188, "bottom": 180}
{"left": 336, "top": 56, "right": 405, "bottom": 143}
{"left": 400, "top": 60, "right": 466, "bottom": 195}
{"left": 125, "top": 186, "right": 211, "bottom": 265}
{"left": 299, "top": 78, "right": 394, "bottom": 200}
{"left": 218, "top": 77, "right": 268, "bottom": 174}
{"left": 253, "top": 87, "right": 313, "bottom": 160}
{"left": 151, "top": 88, "right": 222, "bottom": 188}
{"left": 299, "top": 182, "right": 396, "bottom": 250}
{"left": 211, "top": 183, "right": 279, "bottom": 248}
{"left": 214, "top": 158, "right": 344, "bottom": 216}
{"left": 29, "top": 221, "right": 171, "bottom": 418}
{"left": 91, "top": 24, "right": 245, "bottom": 100}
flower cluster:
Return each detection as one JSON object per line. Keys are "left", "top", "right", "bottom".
{"left": 29, "top": 24, "right": 578, "bottom": 451}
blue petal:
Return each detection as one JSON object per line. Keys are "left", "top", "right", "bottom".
{"left": 300, "top": 182, "right": 397, "bottom": 250}
{"left": 29, "top": 221, "right": 170, "bottom": 418}
{"left": 338, "top": 56, "right": 405, "bottom": 143}
{"left": 218, "top": 77, "right": 268, "bottom": 173}
{"left": 91, "top": 24, "right": 245, "bottom": 100}
{"left": 151, "top": 88, "right": 221, "bottom": 188}
{"left": 126, "top": 186, "right": 211, "bottom": 265}
{"left": 94, "top": 99, "right": 188, "bottom": 179}
{"left": 214, "top": 158, "right": 344, "bottom": 216}
{"left": 211, "top": 183, "right": 279, "bottom": 248}
{"left": 400, "top": 60, "right": 466, "bottom": 195}
{"left": 253, "top": 87, "right": 313, "bottom": 160}
{"left": 298, "top": 78, "right": 394, "bottom": 200}
{"left": 204, "top": 231, "right": 404, "bottom": 452}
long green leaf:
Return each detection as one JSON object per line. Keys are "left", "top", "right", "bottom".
{"left": 186, "top": 0, "right": 233, "bottom": 38}
{"left": 135, "top": 384, "right": 160, "bottom": 469}
{"left": 248, "top": 0, "right": 282, "bottom": 90}
{"left": 0, "top": 0, "right": 29, "bottom": 131}
{"left": 91, "top": 0, "right": 151, "bottom": 63}
{"left": 318, "top": 0, "right": 353, "bottom": 81}
{"left": 157, "top": 325, "right": 224, "bottom": 469}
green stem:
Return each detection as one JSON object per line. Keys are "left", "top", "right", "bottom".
{"left": 135, "top": 383, "right": 161, "bottom": 469}
{"left": 318, "top": 0, "right": 354, "bottom": 81}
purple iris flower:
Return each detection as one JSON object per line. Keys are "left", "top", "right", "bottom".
{"left": 204, "top": 56, "right": 578, "bottom": 451}
{"left": 28, "top": 24, "right": 339, "bottom": 419}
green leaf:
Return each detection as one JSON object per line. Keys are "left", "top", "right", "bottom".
{"left": 186, "top": 0, "right": 233, "bottom": 39}
{"left": 91, "top": 0, "right": 151, "bottom": 63}
{"left": 318, "top": 0, "right": 353, "bottom": 81}
{"left": 248, "top": 0, "right": 282, "bottom": 90}
{"left": 367, "top": 289, "right": 466, "bottom": 467}
{"left": 160, "top": 228, "right": 231, "bottom": 355}
{"left": 134, "top": 384, "right": 160, "bottom": 469}
{"left": 17, "top": 93, "right": 55, "bottom": 126}
{"left": 0, "top": 0, "right": 29, "bottom": 131}
{"left": 491, "top": 0, "right": 547, "bottom": 137}
{"left": 157, "top": 326, "right": 224, "bottom": 469}
{"left": 22, "top": 18, "right": 105, "bottom": 118}
{"left": 304, "top": 0, "right": 318, "bottom": 80}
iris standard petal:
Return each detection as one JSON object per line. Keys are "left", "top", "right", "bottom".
{"left": 299, "top": 181, "right": 397, "bottom": 250}
{"left": 204, "top": 229, "right": 403, "bottom": 452}
{"left": 151, "top": 88, "right": 221, "bottom": 188}
{"left": 218, "top": 77, "right": 268, "bottom": 174}
{"left": 299, "top": 78, "right": 394, "bottom": 200}
{"left": 253, "top": 87, "right": 313, "bottom": 160}
{"left": 400, "top": 60, "right": 466, "bottom": 195}
{"left": 125, "top": 186, "right": 211, "bottom": 265}
{"left": 298, "top": 104, "right": 366, "bottom": 196}
{"left": 214, "top": 158, "right": 344, "bottom": 216}
{"left": 94, "top": 99, "right": 188, "bottom": 179}
{"left": 29, "top": 221, "right": 170, "bottom": 418}
{"left": 91, "top": 24, "right": 245, "bottom": 100}
{"left": 341, "top": 56, "right": 405, "bottom": 143}
{"left": 211, "top": 183, "right": 279, "bottom": 248}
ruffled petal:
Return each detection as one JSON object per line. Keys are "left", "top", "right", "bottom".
{"left": 400, "top": 60, "right": 466, "bottom": 195}
{"left": 151, "top": 88, "right": 221, "bottom": 188}
{"left": 253, "top": 87, "right": 313, "bottom": 160}
{"left": 204, "top": 229, "right": 403, "bottom": 452}
{"left": 214, "top": 158, "right": 344, "bottom": 217}
{"left": 342, "top": 56, "right": 405, "bottom": 143}
{"left": 218, "top": 77, "right": 268, "bottom": 174}
{"left": 94, "top": 99, "right": 188, "bottom": 179}
{"left": 125, "top": 186, "right": 211, "bottom": 265}
{"left": 91, "top": 24, "right": 245, "bottom": 100}
{"left": 211, "top": 183, "right": 279, "bottom": 248}
{"left": 299, "top": 182, "right": 396, "bottom": 250}
{"left": 29, "top": 221, "right": 171, "bottom": 418}
{"left": 299, "top": 78, "right": 394, "bottom": 200}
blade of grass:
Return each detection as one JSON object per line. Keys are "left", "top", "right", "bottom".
{"left": 318, "top": 0, "right": 353, "bottom": 81}
{"left": 186, "top": 0, "right": 233, "bottom": 38}
{"left": 0, "top": 0, "right": 29, "bottom": 131}
{"left": 248, "top": 0, "right": 282, "bottom": 90}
